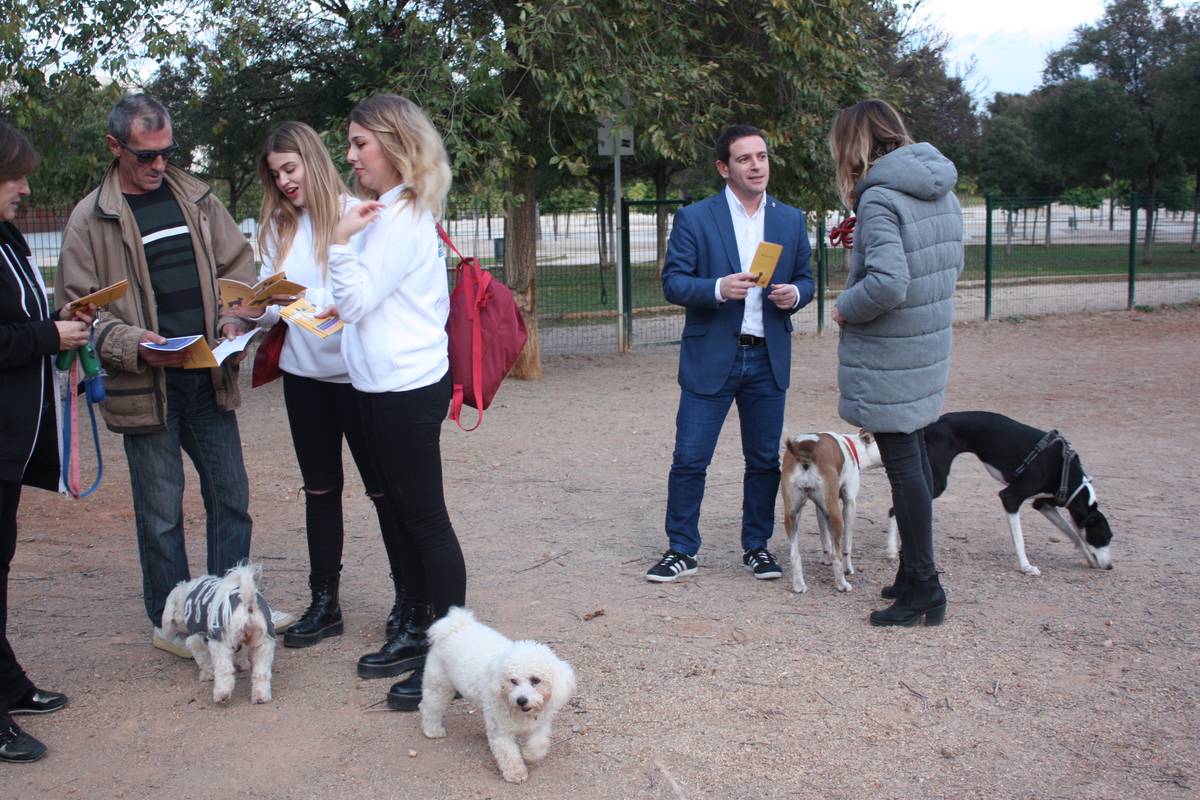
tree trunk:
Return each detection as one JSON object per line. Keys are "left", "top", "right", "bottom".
{"left": 1142, "top": 175, "right": 1156, "bottom": 264}
{"left": 1045, "top": 202, "right": 1052, "bottom": 248}
{"left": 1108, "top": 194, "right": 1115, "bottom": 231}
{"left": 1005, "top": 209, "right": 1013, "bottom": 257}
{"left": 654, "top": 160, "right": 669, "bottom": 279}
{"left": 505, "top": 168, "right": 542, "bottom": 379}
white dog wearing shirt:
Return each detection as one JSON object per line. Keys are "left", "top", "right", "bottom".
{"left": 419, "top": 607, "right": 576, "bottom": 783}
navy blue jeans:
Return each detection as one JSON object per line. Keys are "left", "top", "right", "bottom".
{"left": 123, "top": 370, "right": 252, "bottom": 625}
{"left": 665, "top": 343, "right": 785, "bottom": 556}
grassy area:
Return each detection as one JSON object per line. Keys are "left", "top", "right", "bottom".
{"left": 530, "top": 242, "right": 1199, "bottom": 319}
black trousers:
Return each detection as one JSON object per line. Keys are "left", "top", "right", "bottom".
{"left": 1, "top": 479, "right": 35, "bottom": 726}
{"left": 357, "top": 372, "right": 465, "bottom": 618}
{"left": 282, "top": 372, "right": 407, "bottom": 584}
{"left": 875, "top": 429, "right": 938, "bottom": 581}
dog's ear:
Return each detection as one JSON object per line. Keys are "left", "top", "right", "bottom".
{"left": 1083, "top": 509, "right": 1113, "bottom": 546}
{"left": 859, "top": 430, "right": 874, "bottom": 445}
{"left": 548, "top": 657, "right": 576, "bottom": 712}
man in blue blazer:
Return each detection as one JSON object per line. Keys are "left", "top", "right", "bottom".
{"left": 646, "top": 124, "right": 814, "bottom": 583}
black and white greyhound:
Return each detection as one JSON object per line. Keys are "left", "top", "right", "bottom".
{"left": 886, "top": 411, "right": 1114, "bottom": 575}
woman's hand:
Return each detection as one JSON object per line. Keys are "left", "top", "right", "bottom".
{"left": 55, "top": 320, "right": 90, "bottom": 351}
{"left": 832, "top": 306, "right": 846, "bottom": 326}
{"left": 314, "top": 304, "right": 338, "bottom": 320}
{"left": 61, "top": 302, "right": 96, "bottom": 325}
{"left": 333, "top": 201, "right": 385, "bottom": 245}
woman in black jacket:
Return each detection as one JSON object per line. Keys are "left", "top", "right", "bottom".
{"left": 0, "top": 121, "right": 92, "bottom": 763}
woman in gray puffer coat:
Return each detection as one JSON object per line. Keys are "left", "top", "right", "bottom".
{"left": 829, "top": 99, "right": 964, "bottom": 628}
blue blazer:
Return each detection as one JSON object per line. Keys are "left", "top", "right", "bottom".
{"left": 662, "top": 192, "right": 814, "bottom": 394}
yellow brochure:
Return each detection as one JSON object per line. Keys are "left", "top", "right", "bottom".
{"left": 68, "top": 279, "right": 129, "bottom": 310}
{"left": 281, "top": 298, "right": 344, "bottom": 339}
{"left": 748, "top": 242, "right": 783, "bottom": 287}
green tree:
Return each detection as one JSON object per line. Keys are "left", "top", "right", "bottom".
{"left": 1043, "top": 0, "right": 1198, "bottom": 259}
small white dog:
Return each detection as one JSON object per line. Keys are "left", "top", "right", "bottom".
{"left": 780, "top": 430, "right": 884, "bottom": 593}
{"left": 419, "top": 607, "right": 576, "bottom": 783}
{"left": 160, "top": 562, "right": 277, "bottom": 704}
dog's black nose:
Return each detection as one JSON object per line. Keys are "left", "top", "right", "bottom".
{"left": 517, "top": 696, "right": 528, "bottom": 707}
{"left": 1105, "top": 563, "right": 1113, "bottom": 570}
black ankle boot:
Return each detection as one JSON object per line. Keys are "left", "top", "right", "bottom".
{"left": 881, "top": 552, "right": 906, "bottom": 600}
{"left": 385, "top": 575, "right": 404, "bottom": 638}
{"left": 357, "top": 602, "right": 431, "bottom": 678}
{"left": 284, "top": 574, "right": 344, "bottom": 648}
{"left": 869, "top": 574, "right": 947, "bottom": 627}
{"left": 386, "top": 663, "right": 424, "bottom": 711}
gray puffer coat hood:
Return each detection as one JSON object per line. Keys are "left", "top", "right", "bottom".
{"left": 834, "top": 142, "right": 964, "bottom": 435}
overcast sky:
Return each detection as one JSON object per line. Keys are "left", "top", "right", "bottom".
{"left": 913, "top": 0, "right": 1110, "bottom": 100}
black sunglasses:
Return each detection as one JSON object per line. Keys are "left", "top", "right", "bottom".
{"left": 116, "top": 139, "right": 180, "bottom": 164}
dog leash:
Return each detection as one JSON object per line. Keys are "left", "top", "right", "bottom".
{"left": 829, "top": 217, "right": 856, "bottom": 248}
{"left": 58, "top": 325, "right": 105, "bottom": 498}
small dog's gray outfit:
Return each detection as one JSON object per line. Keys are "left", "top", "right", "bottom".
{"left": 182, "top": 577, "right": 276, "bottom": 641}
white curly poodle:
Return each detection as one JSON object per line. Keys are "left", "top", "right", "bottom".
{"left": 419, "top": 607, "right": 576, "bottom": 783}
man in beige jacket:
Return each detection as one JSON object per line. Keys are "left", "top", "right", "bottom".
{"left": 56, "top": 94, "right": 291, "bottom": 655}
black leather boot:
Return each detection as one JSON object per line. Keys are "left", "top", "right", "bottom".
{"left": 385, "top": 663, "right": 424, "bottom": 711}
{"left": 385, "top": 575, "right": 404, "bottom": 638}
{"left": 870, "top": 574, "right": 946, "bottom": 627}
{"left": 357, "top": 601, "right": 431, "bottom": 678}
{"left": 881, "top": 551, "right": 906, "bottom": 600}
{"left": 284, "top": 574, "right": 344, "bottom": 648}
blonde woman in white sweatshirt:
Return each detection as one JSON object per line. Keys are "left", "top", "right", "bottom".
{"left": 248, "top": 121, "right": 413, "bottom": 653}
{"left": 329, "top": 94, "right": 463, "bottom": 712}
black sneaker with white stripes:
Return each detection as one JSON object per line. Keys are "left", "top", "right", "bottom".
{"left": 743, "top": 547, "right": 782, "bottom": 579}
{"left": 645, "top": 550, "right": 698, "bottom": 582}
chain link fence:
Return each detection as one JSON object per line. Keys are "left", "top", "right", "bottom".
{"left": 18, "top": 192, "right": 1200, "bottom": 353}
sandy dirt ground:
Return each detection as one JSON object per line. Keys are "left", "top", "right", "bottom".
{"left": 5, "top": 305, "right": 1199, "bottom": 800}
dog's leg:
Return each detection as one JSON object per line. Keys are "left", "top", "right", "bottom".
{"left": 249, "top": 638, "right": 275, "bottom": 704}
{"left": 885, "top": 510, "right": 900, "bottom": 561}
{"left": 209, "top": 639, "right": 236, "bottom": 704}
{"left": 485, "top": 716, "right": 528, "bottom": 783}
{"left": 842, "top": 490, "right": 858, "bottom": 576}
{"left": 1004, "top": 511, "right": 1042, "bottom": 576}
{"left": 782, "top": 483, "right": 807, "bottom": 593}
{"left": 823, "top": 481, "right": 851, "bottom": 591}
{"left": 788, "top": 520, "right": 808, "bottom": 594}
{"left": 812, "top": 498, "right": 834, "bottom": 566}
{"left": 1035, "top": 503, "right": 1086, "bottom": 548}
{"left": 418, "top": 658, "right": 453, "bottom": 739}
{"left": 522, "top": 722, "right": 552, "bottom": 763}
{"left": 187, "top": 634, "right": 213, "bottom": 681}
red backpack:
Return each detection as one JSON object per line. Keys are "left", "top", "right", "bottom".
{"left": 438, "top": 224, "right": 528, "bottom": 431}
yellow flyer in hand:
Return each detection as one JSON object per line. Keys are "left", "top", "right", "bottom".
{"left": 747, "top": 242, "right": 783, "bottom": 287}
{"left": 68, "top": 279, "right": 129, "bottom": 310}
{"left": 281, "top": 298, "right": 344, "bottom": 339}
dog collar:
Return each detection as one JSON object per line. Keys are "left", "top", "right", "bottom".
{"left": 841, "top": 435, "right": 861, "bottom": 468}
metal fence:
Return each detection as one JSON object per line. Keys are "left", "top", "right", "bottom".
{"left": 18, "top": 192, "right": 1200, "bottom": 355}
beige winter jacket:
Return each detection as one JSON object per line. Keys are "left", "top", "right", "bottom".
{"left": 55, "top": 162, "right": 254, "bottom": 433}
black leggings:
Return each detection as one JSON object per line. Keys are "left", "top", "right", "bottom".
{"left": 875, "top": 429, "right": 938, "bottom": 581}
{"left": 282, "top": 372, "right": 405, "bottom": 584}
{"left": 357, "top": 373, "right": 465, "bottom": 618}
{"left": 1, "top": 479, "right": 35, "bottom": 724}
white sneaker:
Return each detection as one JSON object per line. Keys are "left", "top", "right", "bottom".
{"left": 152, "top": 627, "right": 192, "bottom": 658}
{"left": 271, "top": 610, "right": 297, "bottom": 633}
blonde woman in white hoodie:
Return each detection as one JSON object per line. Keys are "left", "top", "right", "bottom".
{"left": 329, "top": 94, "right": 463, "bottom": 712}
{"left": 247, "top": 121, "right": 414, "bottom": 653}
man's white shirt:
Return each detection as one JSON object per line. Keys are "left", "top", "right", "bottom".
{"left": 716, "top": 184, "right": 766, "bottom": 336}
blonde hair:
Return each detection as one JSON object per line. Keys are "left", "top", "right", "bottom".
{"left": 829, "top": 99, "right": 914, "bottom": 209}
{"left": 349, "top": 94, "right": 451, "bottom": 218}
{"left": 257, "top": 121, "right": 349, "bottom": 276}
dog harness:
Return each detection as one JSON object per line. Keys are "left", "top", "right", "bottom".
{"left": 182, "top": 577, "right": 276, "bottom": 642}
{"left": 1012, "top": 430, "right": 1095, "bottom": 507}
{"left": 839, "top": 434, "right": 861, "bottom": 469}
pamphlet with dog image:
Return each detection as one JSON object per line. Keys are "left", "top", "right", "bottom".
{"left": 219, "top": 271, "right": 306, "bottom": 311}
{"left": 280, "top": 298, "right": 343, "bottom": 339}
{"left": 748, "top": 241, "right": 783, "bottom": 287}
{"left": 139, "top": 334, "right": 219, "bottom": 369}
